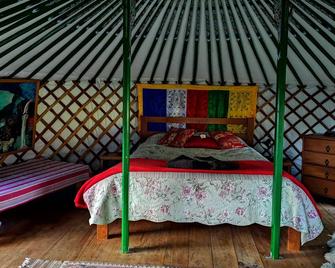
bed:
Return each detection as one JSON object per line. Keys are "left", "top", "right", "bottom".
{"left": 75, "top": 116, "right": 323, "bottom": 251}
{"left": 0, "top": 158, "right": 90, "bottom": 212}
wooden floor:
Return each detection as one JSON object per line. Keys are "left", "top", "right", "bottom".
{"left": 0, "top": 190, "right": 333, "bottom": 268}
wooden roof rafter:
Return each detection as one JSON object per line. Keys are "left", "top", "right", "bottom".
{"left": 0, "top": 0, "right": 334, "bottom": 88}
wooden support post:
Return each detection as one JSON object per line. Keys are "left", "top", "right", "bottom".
{"left": 270, "top": 0, "right": 290, "bottom": 260}
{"left": 287, "top": 228, "right": 301, "bottom": 252}
{"left": 97, "top": 224, "right": 109, "bottom": 240}
{"left": 121, "top": 0, "right": 132, "bottom": 254}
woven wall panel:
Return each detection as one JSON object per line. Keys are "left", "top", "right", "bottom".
{"left": 0, "top": 81, "right": 139, "bottom": 171}
{"left": 0, "top": 82, "right": 334, "bottom": 177}
{"left": 254, "top": 85, "right": 335, "bottom": 177}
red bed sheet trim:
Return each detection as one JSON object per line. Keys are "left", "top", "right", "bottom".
{"left": 74, "top": 159, "right": 321, "bottom": 217}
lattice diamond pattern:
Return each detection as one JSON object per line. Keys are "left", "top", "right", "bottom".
{"left": 0, "top": 82, "right": 334, "bottom": 177}
{"left": 254, "top": 86, "right": 335, "bottom": 177}
{"left": 0, "top": 81, "right": 139, "bottom": 171}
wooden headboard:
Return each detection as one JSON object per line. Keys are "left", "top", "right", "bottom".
{"left": 137, "top": 83, "right": 258, "bottom": 146}
{"left": 140, "top": 116, "right": 255, "bottom": 146}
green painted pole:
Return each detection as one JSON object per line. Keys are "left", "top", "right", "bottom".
{"left": 270, "top": 0, "right": 290, "bottom": 260}
{"left": 121, "top": 0, "right": 132, "bottom": 254}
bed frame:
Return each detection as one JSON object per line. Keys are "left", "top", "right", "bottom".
{"left": 97, "top": 223, "right": 300, "bottom": 251}
{"left": 140, "top": 116, "right": 255, "bottom": 146}
{"left": 96, "top": 115, "right": 301, "bottom": 252}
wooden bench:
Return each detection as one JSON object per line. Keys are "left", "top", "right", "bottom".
{"left": 0, "top": 158, "right": 90, "bottom": 213}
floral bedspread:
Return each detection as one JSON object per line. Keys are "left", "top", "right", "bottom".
{"left": 83, "top": 134, "right": 323, "bottom": 245}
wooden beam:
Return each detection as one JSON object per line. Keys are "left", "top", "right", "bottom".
{"left": 121, "top": 0, "right": 133, "bottom": 253}
{"left": 287, "top": 228, "right": 301, "bottom": 252}
{"left": 96, "top": 224, "right": 109, "bottom": 240}
{"left": 270, "top": 0, "right": 290, "bottom": 259}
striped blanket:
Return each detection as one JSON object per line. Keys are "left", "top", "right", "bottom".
{"left": 0, "top": 158, "right": 90, "bottom": 212}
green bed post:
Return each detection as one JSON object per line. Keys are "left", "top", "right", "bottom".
{"left": 270, "top": 0, "right": 290, "bottom": 260}
{"left": 121, "top": 0, "right": 132, "bottom": 254}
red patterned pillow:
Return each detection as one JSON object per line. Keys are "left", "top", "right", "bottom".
{"left": 158, "top": 127, "right": 180, "bottom": 145}
{"left": 169, "top": 129, "right": 195, "bottom": 147}
{"left": 210, "top": 131, "right": 234, "bottom": 140}
{"left": 184, "top": 136, "right": 220, "bottom": 149}
{"left": 210, "top": 131, "right": 246, "bottom": 149}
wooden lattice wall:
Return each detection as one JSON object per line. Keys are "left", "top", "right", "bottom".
{"left": 0, "top": 81, "right": 334, "bottom": 177}
{"left": 254, "top": 85, "right": 335, "bottom": 176}
{"left": 0, "top": 81, "right": 139, "bottom": 171}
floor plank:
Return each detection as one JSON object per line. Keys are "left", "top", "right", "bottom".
{"left": 251, "top": 225, "right": 314, "bottom": 268}
{"left": 231, "top": 226, "right": 264, "bottom": 268}
{"left": 210, "top": 225, "right": 238, "bottom": 268}
{"left": 188, "top": 224, "right": 213, "bottom": 268}
{"left": 0, "top": 193, "right": 332, "bottom": 268}
{"left": 162, "top": 223, "right": 189, "bottom": 267}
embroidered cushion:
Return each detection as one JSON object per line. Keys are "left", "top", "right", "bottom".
{"left": 158, "top": 127, "right": 180, "bottom": 145}
{"left": 169, "top": 128, "right": 195, "bottom": 147}
{"left": 210, "top": 131, "right": 246, "bottom": 149}
{"left": 184, "top": 136, "right": 220, "bottom": 149}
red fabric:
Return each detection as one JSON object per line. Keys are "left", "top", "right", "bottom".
{"left": 186, "top": 90, "right": 208, "bottom": 131}
{"left": 0, "top": 170, "right": 86, "bottom": 202}
{"left": 0, "top": 159, "right": 90, "bottom": 212}
{"left": 210, "top": 131, "right": 246, "bottom": 149}
{"left": 169, "top": 129, "right": 195, "bottom": 147}
{"left": 74, "top": 159, "right": 321, "bottom": 217}
{"left": 210, "top": 131, "right": 234, "bottom": 139}
{"left": 158, "top": 127, "right": 180, "bottom": 145}
{"left": 184, "top": 136, "right": 219, "bottom": 149}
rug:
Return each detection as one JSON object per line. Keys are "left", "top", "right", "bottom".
{"left": 19, "top": 258, "right": 174, "bottom": 268}
{"left": 321, "top": 232, "right": 335, "bottom": 268}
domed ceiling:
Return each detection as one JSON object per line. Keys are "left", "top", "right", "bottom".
{"left": 0, "top": 0, "right": 334, "bottom": 88}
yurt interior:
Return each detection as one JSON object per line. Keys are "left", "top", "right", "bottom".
{"left": 0, "top": 0, "right": 334, "bottom": 267}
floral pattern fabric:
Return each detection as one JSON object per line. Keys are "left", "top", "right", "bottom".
{"left": 167, "top": 89, "right": 187, "bottom": 129}
{"left": 210, "top": 131, "right": 246, "bottom": 149}
{"left": 83, "top": 171, "right": 323, "bottom": 245}
{"left": 169, "top": 128, "right": 195, "bottom": 147}
{"left": 83, "top": 135, "right": 323, "bottom": 245}
{"left": 158, "top": 128, "right": 180, "bottom": 145}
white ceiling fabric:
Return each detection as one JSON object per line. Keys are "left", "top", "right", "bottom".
{"left": 0, "top": 0, "right": 334, "bottom": 89}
